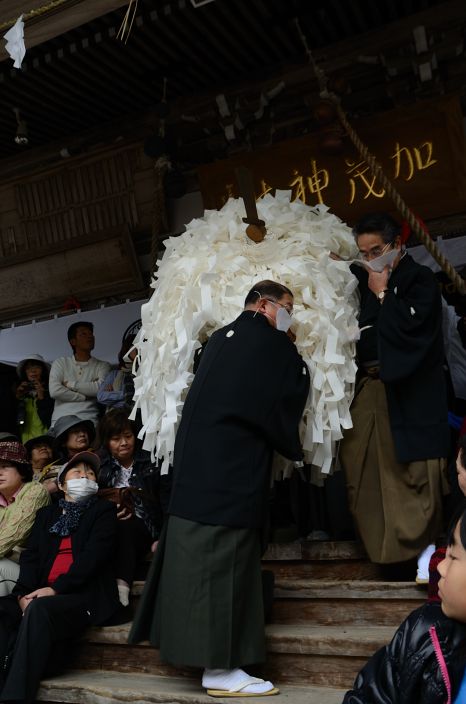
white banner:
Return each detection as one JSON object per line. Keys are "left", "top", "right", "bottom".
{"left": 0, "top": 300, "right": 145, "bottom": 367}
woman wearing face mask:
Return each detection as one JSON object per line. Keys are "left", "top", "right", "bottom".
{"left": 97, "top": 335, "right": 137, "bottom": 414}
{"left": 0, "top": 450, "right": 119, "bottom": 704}
{"left": 339, "top": 212, "right": 449, "bottom": 579}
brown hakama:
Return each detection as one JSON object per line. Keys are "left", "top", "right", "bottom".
{"left": 339, "top": 376, "right": 448, "bottom": 564}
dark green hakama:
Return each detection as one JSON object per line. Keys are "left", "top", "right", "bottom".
{"left": 128, "top": 515, "right": 266, "bottom": 668}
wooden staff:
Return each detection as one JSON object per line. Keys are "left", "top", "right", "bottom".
{"left": 235, "top": 166, "right": 266, "bottom": 243}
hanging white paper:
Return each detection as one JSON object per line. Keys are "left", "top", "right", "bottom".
{"left": 3, "top": 15, "right": 25, "bottom": 69}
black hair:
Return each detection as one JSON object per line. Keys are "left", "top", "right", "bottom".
{"left": 14, "top": 462, "right": 33, "bottom": 483}
{"left": 447, "top": 504, "right": 466, "bottom": 551}
{"left": 97, "top": 409, "right": 135, "bottom": 451}
{"left": 67, "top": 321, "right": 94, "bottom": 352}
{"left": 352, "top": 212, "right": 401, "bottom": 245}
{"left": 244, "top": 280, "right": 293, "bottom": 308}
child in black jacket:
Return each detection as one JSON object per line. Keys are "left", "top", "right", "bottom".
{"left": 343, "top": 506, "right": 466, "bottom": 704}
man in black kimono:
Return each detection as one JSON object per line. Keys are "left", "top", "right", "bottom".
{"left": 339, "top": 213, "right": 449, "bottom": 574}
{"left": 129, "top": 280, "right": 309, "bottom": 696}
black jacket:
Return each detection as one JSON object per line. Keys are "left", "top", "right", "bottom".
{"left": 343, "top": 603, "right": 466, "bottom": 704}
{"left": 353, "top": 255, "right": 449, "bottom": 462}
{"left": 168, "top": 310, "right": 310, "bottom": 529}
{"left": 98, "top": 449, "right": 171, "bottom": 539}
{"left": 13, "top": 499, "right": 120, "bottom": 626}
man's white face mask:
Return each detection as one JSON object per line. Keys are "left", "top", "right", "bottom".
{"left": 252, "top": 291, "right": 293, "bottom": 333}
{"left": 270, "top": 302, "right": 293, "bottom": 333}
{"left": 363, "top": 246, "right": 400, "bottom": 273}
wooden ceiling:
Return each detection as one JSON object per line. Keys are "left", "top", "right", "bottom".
{"left": 0, "top": 0, "right": 465, "bottom": 164}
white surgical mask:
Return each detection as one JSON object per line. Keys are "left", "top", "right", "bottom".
{"left": 275, "top": 306, "right": 293, "bottom": 333}
{"left": 252, "top": 292, "right": 294, "bottom": 333}
{"left": 363, "top": 247, "right": 400, "bottom": 273}
{"left": 66, "top": 477, "right": 98, "bottom": 501}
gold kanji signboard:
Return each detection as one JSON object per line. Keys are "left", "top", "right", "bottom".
{"left": 198, "top": 96, "right": 466, "bottom": 224}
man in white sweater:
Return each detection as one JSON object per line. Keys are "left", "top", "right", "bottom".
{"left": 49, "top": 322, "right": 111, "bottom": 427}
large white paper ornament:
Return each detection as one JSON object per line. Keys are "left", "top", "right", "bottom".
{"left": 130, "top": 192, "right": 360, "bottom": 479}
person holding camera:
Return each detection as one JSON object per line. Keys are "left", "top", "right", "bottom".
{"left": 15, "top": 355, "right": 54, "bottom": 444}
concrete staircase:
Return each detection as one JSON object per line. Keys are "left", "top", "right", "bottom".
{"left": 36, "top": 541, "right": 426, "bottom": 704}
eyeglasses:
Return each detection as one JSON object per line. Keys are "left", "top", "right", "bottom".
{"left": 265, "top": 299, "right": 293, "bottom": 316}
{"left": 358, "top": 242, "right": 392, "bottom": 262}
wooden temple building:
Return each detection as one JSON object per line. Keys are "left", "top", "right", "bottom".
{"left": 0, "top": 1, "right": 466, "bottom": 702}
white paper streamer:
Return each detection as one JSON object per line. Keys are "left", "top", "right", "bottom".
{"left": 131, "top": 193, "right": 360, "bottom": 479}
{"left": 3, "top": 16, "right": 25, "bottom": 69}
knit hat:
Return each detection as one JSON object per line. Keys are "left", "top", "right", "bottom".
{"left": 57, "top": 450, "right": 101, "bottom": 484}
{"left": 0, "top": 440, "right": 29, "bottom": 466}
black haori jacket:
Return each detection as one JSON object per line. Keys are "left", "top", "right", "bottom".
{"left": 353, "top": 254, "right": 449, "bottom": 463}
{"left": 168, "top": 310, "right": 310, "bottom": 529}
{"left": 343, "top": 603, "right": 466, "bottom": 704}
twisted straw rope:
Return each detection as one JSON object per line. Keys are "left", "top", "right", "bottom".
{"left": 295, "top": 18, "right": 466, "bottom": 294}
{"left": 0, "top": 0, "right": 69, "bottom": 31}
{"left": 333, "top": 100, "right": 466, "bottom": 294}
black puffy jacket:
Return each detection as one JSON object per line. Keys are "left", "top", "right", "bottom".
{"left": 343, "top": 603, "right": 466, "bottom": 704}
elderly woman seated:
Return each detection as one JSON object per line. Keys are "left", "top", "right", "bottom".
{"left": 0, "top": 441, "right": 50, "bottom": 597}
{"left": 0, "top": 450, "right": 119, "bottom": 704}
{"left": 24, "top": 434, "right": 56, "bottom": 494}
{"left": 97, "top": 409, "right": 171, "bottom": 606}
{"left": 40, "top": 415, "right": 96, "bottom": 492}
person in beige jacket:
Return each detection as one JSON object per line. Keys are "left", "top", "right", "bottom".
{"left": 0, "top": 441, "right": 50, "bottom": 596}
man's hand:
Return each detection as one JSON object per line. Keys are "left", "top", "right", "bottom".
{"left": 367, "top": 266, "right": 390, "bottom": 297}
{"left": 329, "top": 251, "right": 344, "bottom": 261}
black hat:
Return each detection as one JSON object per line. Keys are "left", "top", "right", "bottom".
{"left": 50, "top": 415, "right": 96, "bottom": 446}
{"left": 24, "top": 434, "right": 54, "bottom": 457}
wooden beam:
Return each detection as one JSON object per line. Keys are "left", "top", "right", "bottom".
{"left": 0, "top": 0, "right": 129, "bottom": 62}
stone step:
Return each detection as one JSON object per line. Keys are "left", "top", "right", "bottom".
{"left": 71, "top": 622, "right": 395, "bottom": 688}
{"left": 271, "top": 579, "right": 425, "bottom": 626}
{"left": 37, "top": 671, "right": 347, "bottom": 704}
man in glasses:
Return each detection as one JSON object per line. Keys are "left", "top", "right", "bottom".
{"left": 339, "top": 212, "right": 449, "bottom": 580}
{"left": 130, "top": 279, "right": 309, "bottom": 696}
